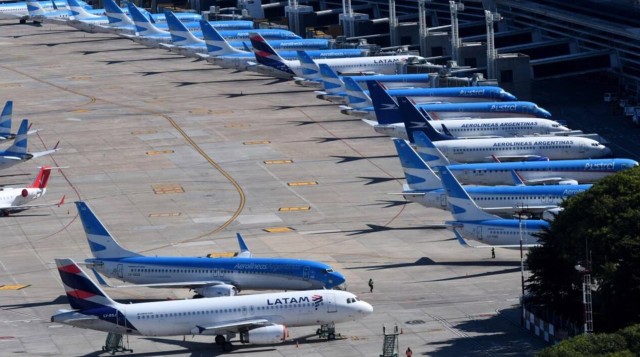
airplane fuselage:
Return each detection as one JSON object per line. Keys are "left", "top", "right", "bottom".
{"left": 453, "top": 219, "right": 549, "bottom": 246}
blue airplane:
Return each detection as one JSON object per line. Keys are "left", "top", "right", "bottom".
{"left": 76, "top": 201, "right": 346, "bottom": 298}
{"left": 0, "top": 0, "right": 92, "bottom": 22}
{"left": 392, "top": 137, "right": 592, "bottom": 217}
{"left": 0, "top": 119, "right": 59, "bottom": 170}
{"left": 411, "top": 130, "right": 637, "bottom": 185}
{"left": 0, "top": 101, "right": 16, "bottom": 142}
{"left": 438, "top": 166, "right": 550, "bottom": 247}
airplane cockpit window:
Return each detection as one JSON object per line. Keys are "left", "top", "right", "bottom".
{"left": 591, "top": 143, "right": 600, "bottom": 147}
{"left": 325, "top": 268, "right": 334, "bottom": 273}
{"left": 552, "top": 124, "right": 559, "bottom": 127}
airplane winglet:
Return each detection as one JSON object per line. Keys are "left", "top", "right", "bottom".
{"left": 510, "top": 170, "right": 526, "bottom": 186}
{"left": 236, "top": 233, "right": 252, "bottom": 258}
{"left": 91, "top": 268, "right": 112, "bottom": 287}
{"left": 452, "top": 229, "right": 471, "bottom": 248}
{"left": 53, "top": 141, "right": 60, "bottom": 150}
{"left": 57, "top": 195, "right": 66, "bottom": 207}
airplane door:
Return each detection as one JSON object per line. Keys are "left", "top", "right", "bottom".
{"left": 325, "top": 293, "right": 337, "bottom": 313}
{"left": 303, "top": 266, "right": 310, "bottom": 281}
{"left": 475, "top": 226, "right": 483, "bottom": 240}
{"left": 117, "top": 264, "right": 123, "bottom": 279}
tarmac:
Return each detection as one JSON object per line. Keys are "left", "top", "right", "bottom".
{"left": 1, "top": 20, "right": 550, "bottom": 356}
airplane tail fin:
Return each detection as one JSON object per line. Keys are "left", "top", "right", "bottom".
{"left": 296, "top": 50, "right": 321, "bottom": 80}
{"left": 397, "top": 96, "right": 453, "bottom": 143}
{"left": 249, "top": 33, "right": 295, "bottom": 75}
{"left": 437, "top": 166, "right": 499, "bottom": 221}
{"left": 25, "top": 0, "right": 46, "bottom": 17}
{"left": 127, "top": 3, "right": 167, "bottom": 36}
{"left": 103, "top": 0, "right": 133, "bottom": 26}
{"left": 318, "top": 64, "right": 344, "bottom": 94}
{"left": 55, "top": 258, "right": 119, "bottom": 310}
{"left": 75, "top": 201, "right": 141, "bottom": 259}
{"left": 5, "top": 119, "right": 29, "bottom": 157}
{"left": 392, "top": 138, "right": 441, "bottom": 191}
{"left": 29, "top": 166, "right": 52, "bottom": 189}
{"left": 67, "top": 0, "right": 100, "bottom": 19}
{"left": 343, "top": 77, "right": 371, "bottom": 109}
{"left": 200, "top": 19, "right": 242, "bottom": 56}
{"left": 0, "top": 101, "right": 12, "bottom": 138}
{"left": 367, "top": 81, "right": 401, "bottom": 124}
{"left": 165, "top": 11, "right": 202, "bottom": 46}
{"left": 412, "top": 131, "right": 452, "bottom": 168}
{"left": 235, "top": 233, "right": 252, "bottom": 258}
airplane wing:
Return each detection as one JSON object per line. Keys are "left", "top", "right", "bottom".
{"left": 3, "top": 195, "right": 65, "bottom": 211}
{"left": 191, "top": 319, "right": 272, "bottom": 335}
{"left": 486, "top": 155, "right": 548, "bottom": 162}
{"left": 91, "top": 273, "right": 230, "bottom": 290}
{"left": 522, "top": 177, "right": 579, "bottom": 185}
{"left": 482, "top": 205, "right": 558, "bottom": 214}
{"left": 30, "top": 142, "right": 61, "bottom": 159}
{"left": 453, "top": 229, "right": 540, "bottom": 249}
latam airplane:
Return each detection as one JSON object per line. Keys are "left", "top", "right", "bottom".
{"left": 399, "top": 97, "right": 611, "bottom": 162}
{"left": 0, "top": 119, "right": 60, "bottom": 170}
{"left": 0, "top": 0, "right": 92, "bottom": 22}
{"left": 51, "top": 258, "right": 372, "bottom": 352}
{"left": 363, "top": 81, "right": 570, "bottom": 139}
{"left": 250, "top": 33, "right": 424, "bottom": 79}
{"left": 412, "top": 131, "right": 637, "bottom": 185}
{"left": 0, "top": 166, "right": 65, "bottom": 215}
{"left": 438, "top": 166, "right": 549, "bottom": 247}
{"left": 76, "top": 202, "right": 346, "bottom": 297}
{"left": 392, "top": 138, "right": 591, "bottom": 216}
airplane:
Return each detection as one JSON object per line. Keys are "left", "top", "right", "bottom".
{"left": 0, "top": 101, "right": 18, "bottom": 142}
{"left": 362, "top": 81, "right": 571, "bottom": 140}
{"left": 391, "top": 137, "right": 591, "bottom": 217}
{"left": 437, "top": 166, "right": 550, "bottom": 247}
{"left": 312, "top": 63, "right": 432, "bottom": 95}
{"left": 0, "top": 119, "right": 60, "bottom": 170}
{"left": 24, "top": 0, "right": 105, "bottom": 26}
{"left": 76, "top": 201, "right": 346, "bottom": 297}
{"left": 249, "top": 32, "right": 425, "bottom": 79}
{"left": 0, "top": 0, "right": 92, "bottom": 23}
{"left": 51, "top": 258, "right": 372, "bottom": 351}
{"left": 399, "top": 97, "right": 612, "bottom": 162}
{"left": 411, "top": 130, "right": 637, "bottom": 185}
{"left": 0, "top": 166, "right": 65, "bottom": 215}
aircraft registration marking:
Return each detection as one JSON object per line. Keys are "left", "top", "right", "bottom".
{"left": 279, "top": 206, "right": 311, "bottom": 212}
{"left": 287, "top": 181, "right": 318, "bottom": 186}
{"left": 146, "top": 150, "right": 175, "bottom": 155}
{"left": 243, "top": 140, "right": 271, "bottom": 145}
{"left": 152, "top": 184, "right": 184, "bottom": 194}
{"left": 264, "top": 160, "right": 293, "bottom": 164}
{"left": 263, "top": 227, "right": 294, "bottom": 233}
{"left": 148, "top": 212, "right": 181, "bottom": 217}
{"left": 0, "top": 285, "right": 30, "bottom": 290}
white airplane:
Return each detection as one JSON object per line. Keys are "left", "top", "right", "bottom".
{"left": 0, "top": 119, "right": 60, "bottom": 170}
{"left": 364, "top": 81, "right": 571, "bottom": 140}
{"left": 51, "top": 258, "right": 373, "bottom": 352}
{"left": 399, "top": 96, "right": 612, "bottom": 162}
{"left": 250, "top": 32, "right": 425, "bottom": 79}
{"left": 0, "top": 0, "right": 91, "bottom": 23}
{"left": 0, "top": 166, "right": 65, "bottom": 215}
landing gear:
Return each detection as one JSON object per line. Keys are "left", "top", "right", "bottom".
{"left": 223, "top": 342, "right": 233, "bottom": 352}
{"left": 316, "top": 322, "right": 337, "bottom": 340}
{"left": 214, "top": 335, "right": 233, "bottom": 352}
{"left": 214, "top": 335, "right": 225, "bottom": 345}
{"left": 19, "top": 19, "right": 26, "bottom": 24}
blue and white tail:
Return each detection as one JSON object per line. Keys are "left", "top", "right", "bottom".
{"left": 75, "top": 201, "right": 141, "bottom": 259}
{"left": 412, "top": 131, "right": 452, "bottom": 168}
{"left": 165, "top": 11, "right": 202, "bottom": 47}
{"left": 249, "top": 32, "right": 295, "bottom": 75}
{"left": 127, "top": 3, "right": 167, "bottom": 36}
{"left": 235, "top": 233, "right": 252, "bottom": 258}
{"left": 397, "top": 96, "right": 453, "bottom": 142}
{"left": 438, "top": 166, "right": 498, "bottom": 221}
{"left": 319, "top": 64, "right": 344, "bottom": 94}
{"left": 4, "top": 119, "right": 29, "bottom": 157}
{"left": 296, "top": 50, "right": 322, "bottom": 81}
{"left": 343, "top": 77, "right": 371, "bottom": 109}
{"left": 103, "top": 0, "right": 133, "bottom": 26}
{"left": 55, "top": 258, "right": 118, "bottom": 310}
{"left": 200, "top": 19, "right": 243, "bottom": 56}
{"left": 67, "top": 0, "right": 100, "bottom": 19}
{"left": 392, "top": 138, "right": 441, "bottom": 191}
{"left": 0, "top": 101, "right": 12, "bottom": 139}
{"left": 367, "top": 80, "right": 402, "bottom": 124}
{"left": 25, "top": 0, "right": 46, "bottom": 17}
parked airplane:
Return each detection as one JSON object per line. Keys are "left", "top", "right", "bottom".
{"left": 438, "top": 166, "right": 549, "bottom": 247}
{"left": 76, "top": 201, "right": 346, "bottom": 297}
{"left": 363, "top": 81, "right": 570, "bottom": 139}
{"left": 399, "top": 97, "right": 611, "bottom": 162}
{"left": 0, "top": 166, "right": 65, "bottom": 215}
{"left": 249, "top": 33, "right": 424, "bottom": 79}
{"left": 0, "top": 101, "right": 17, "bottom": 142}
{"left": 0, "top": 0, "right": 91, "bottom": 22}
{"left": 51, "top": 258, "right": 372, "bottom": 351}
{"left": 411, "top": 131, "right": 637, "bottom": 185}
{"left": 0, "top": 119, "right": 60, "bottom": 170}
{"left": 392, "top": 137, "right": 591, "bottom": 216}
{"left": 25, "top": 0, "right": 105, "bottom": 26}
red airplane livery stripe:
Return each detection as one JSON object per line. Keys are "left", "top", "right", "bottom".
{"left": 58, "top": 264, "right": 82, "bottom": 274}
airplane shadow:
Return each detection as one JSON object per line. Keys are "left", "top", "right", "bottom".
{"left": 337, "top": 224, "right": 448, "bottom": 236}
{"left": 0, "top": 295, "right": 67, "bottom": 310}
{"left": 357, "top": 176, "right": 403, "bottom": 185}
{"left": 362, "top": 199, "right": 408, "bottom": 208}
{"left": 137, "top": 68, "right": 225, "bottom": 76}
{"left": 331, "top": 154, "right": 397, "bottom": 164}
{"left": 78, "top": 47, "right": 155, "bottom": 55}
{"left": 172, "top": 77, "right": 277, "bottom": 87}
{"left": 348, "top": 256, "right": 521, "bottom": 272}
{"left": 221, "top": 89, "right": 314, "bottom": 98}
{"left": 99, "top": 56, "right": 189, "bottom": 65}
{"left": 310, "top": 135, "right": 387, "bottom": 144}
{"left": 9, "top": 29, "right": 76, "bottom": 37}
{"left": 31, "top": 37, "right": 123, "bottom": 47}
{"left": 286, "top": 117, "right": 360, "bottom": 124}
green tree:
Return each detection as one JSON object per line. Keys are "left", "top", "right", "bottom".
{"left": 526, "top": 166, "right": 640, "bottom": 332}
{"left": 536, "top": 324, "right": 640, "bottom": 356}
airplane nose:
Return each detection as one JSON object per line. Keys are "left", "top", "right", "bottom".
{"left": 359, "top": 301, "right": 373, "bottom": 315}
{"left": 328, "top": 272, "right": 346, "bottom": 288}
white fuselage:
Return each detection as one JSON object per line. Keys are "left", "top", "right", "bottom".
{"left": 0, "top": 187, "right": 45, "bottom": 210}
{"left": 454, "top": 220, "right": 545, "bottom": 246}
{"left": 293, "top": 55, "right": 416, "bottom": 78}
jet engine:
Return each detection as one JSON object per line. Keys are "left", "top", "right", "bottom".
{"left": 20, "top": 188, "right": 41, "bottom": 200}
{"left": 194, "top": 284, "right": 238, "bottom": 297}
{"left": 240, "top": 325, "right": 286, "bottom": 344}
{"left": 558, "top": 179, "right": 579, "bottom": 185}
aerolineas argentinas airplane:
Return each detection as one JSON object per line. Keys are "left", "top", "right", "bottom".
{"left": 76, "top": 202, "right": 346, "bottom": 297}
{"left": 51, "top": 258, "right": 372, "bottom": 352}
{"left": 310, "top": 63, "right": 431, "bottom": 92}
{"left": 392, "top": 138, "right": 591, "bottom": 217}
{"left": 399, "top": 97, "right": 611, "bottom": 162}
{"left": 0, "top": 119, "right": 60, "bottom": 170}
{"left": 0, "top": 166, "right": 65, "bottom": 216}
{"left": 0, "top": 0, "right": 92, "bottom": 22}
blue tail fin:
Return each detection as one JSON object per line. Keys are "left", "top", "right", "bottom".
{"left": 392, "top": 138, "right": 441, "bottom": 191}
{"left": 75, "top": 201, "right": 141, "bottom": 259}
{"left": 343, "top": 77, "right": 371, "bottom": 109}
{"left": 296, "top": 50, "right": 321, "bottom": 80}
{"left": 366, "top": 81, "right": 402, "bottom": 125}
{"left": 412, "top": 131, "right": 452, "bottom": 168}
{"left": 318, "top": 64, "right": 343, "bottom": 94}
{"left": 55, "top": 258, "right": 118, "bottom": 310}
{"left": 5, "top": 119, "right": 28, "bottom": 156}
{"left": 437, "top": 167, "right": 498, "bottom": 221}
{"left": 200, "top": 19, "right": 242, "bottom": 55}
{"left": 250, "top": 33, "right": 295, "bottom": 75}
{"left": 25, "top": 0, "right": 46, "bottom": 17}
{"left": 103, "top": 0, "right": 133, "bottom": 26}
{"left": 127, "top": 3, "right": 166, "bottom": 36}
{"left": 235, "top": 233, "right": 252, "bottom": 258}
{"left": 397, "top": 96, "right": 453, "bottom": 143}
{"left": 165, "top": 11, "right": 201, "bottom": 46}
{"left": 0, "top": 101, "right": 12, "bottom": 138}
{"left": 67, "top": 0, "right": 99, "bottom": 19}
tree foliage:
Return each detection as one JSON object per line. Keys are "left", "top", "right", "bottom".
{"left": 526, "top": 166, "right": 640, "bottom": 332}
{"left": 536, "top": 324, "right": 640, "bottom": 357}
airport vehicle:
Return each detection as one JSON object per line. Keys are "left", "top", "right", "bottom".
{"left": 250, "top": 33, "right": 423, "bottom": 79}
{"left": 76, "top": 201, "right": 346, "bottom": 297}
{"left": 438, "top": 166, "right": 549, "bottom": 247}
{"left": 399, "top": 97, "right": 611, "bottom": 162}
{"left": 310, "top": 63, "right": 432, "bottom": 93}
{"left": 392, "top": 137, "right": 591, "bottom": 216}
{"left": 363, "top": 81, "right": 571, "bottom": 139}
{"left": 0, "top": 0, "right": 91, "bottom": 22}
{"left": 0, "top": 119, "right": 60, "bottom": 170}
{"left": 411, "top": 131, "right": 637, "bottom": 185}
{"left": 0, "top": 166, "right": 65, "bottom": 215}
{"left": 51, "top": 258, "right": 372, "bottom": 351}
